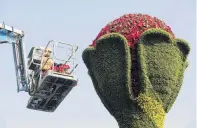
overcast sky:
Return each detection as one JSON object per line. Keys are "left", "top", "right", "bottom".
{"left": 0, "top": 0, "right": 196, "bottom": 128}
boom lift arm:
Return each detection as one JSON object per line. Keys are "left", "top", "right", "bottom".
{"left": 0, "top": 22, "right": 79, "bottom": 112}
{"left": 0, "top": 22, "right": 29, "bottom": 92}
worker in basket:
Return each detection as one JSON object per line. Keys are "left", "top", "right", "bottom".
{"left": 41, "top": 47, "right": 53, "bottom": 77}
{"left": 41, "top": 47, "right": 70, "bottom": 76}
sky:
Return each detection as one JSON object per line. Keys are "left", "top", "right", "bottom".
{"left": 0, "top": 0, "right": 196, "bottom": 128}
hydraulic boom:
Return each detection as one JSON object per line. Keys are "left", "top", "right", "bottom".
{"left": 0, "top": 22, "right": 29, "bottom": 92}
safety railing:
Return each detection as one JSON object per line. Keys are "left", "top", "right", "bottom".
{"left": 40, "top": 40, "right": 78, "bottom": 78}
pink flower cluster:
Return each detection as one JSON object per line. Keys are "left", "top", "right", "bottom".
{"left": 91, "top": 13, "right": 175, "bottom": 47}
{"left": 50, "top": 64, "right": 70, "bottom": 73}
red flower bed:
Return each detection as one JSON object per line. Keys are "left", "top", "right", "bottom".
{"left": 91, "top": 13, "right": 175, "bottom": 47}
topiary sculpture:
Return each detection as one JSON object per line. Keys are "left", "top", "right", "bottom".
{"left": 82, "top": 13, "right": 190, "bottom": 128}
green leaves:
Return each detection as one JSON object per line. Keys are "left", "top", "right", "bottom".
{"left": 82, "top": 29, "right": 190, "bottom": 128}
{"left": 138, "top": 28, "right": 189, "bottom": 112}
{"left": 83, "top": 33, "right": 136, "bottom": 115}
{"left": 139, "top": 28, "right": 174, "bottom": 45}
{"left": 175, "top": 38, "right": 190, "bottom": 60}
{"left": 137, "top": 93, "right": 165, "bottom": 128}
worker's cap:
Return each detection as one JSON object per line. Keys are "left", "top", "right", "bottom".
{"left": 45, "top": 47, "right": 52, "bottom": 52}
{"left": 39, "top": 47, "right": 51, "bottom": 51}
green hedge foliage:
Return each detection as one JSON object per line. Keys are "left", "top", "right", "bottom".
{"left": 83, "top": 28, "right": 190, "bottom": 128}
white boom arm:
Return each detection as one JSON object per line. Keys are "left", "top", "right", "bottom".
{"left": 0, "top": 22, "right": 28, "bottom": 92}
{"left": 0, "top": 23, "right": 24, "bottom": 36}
